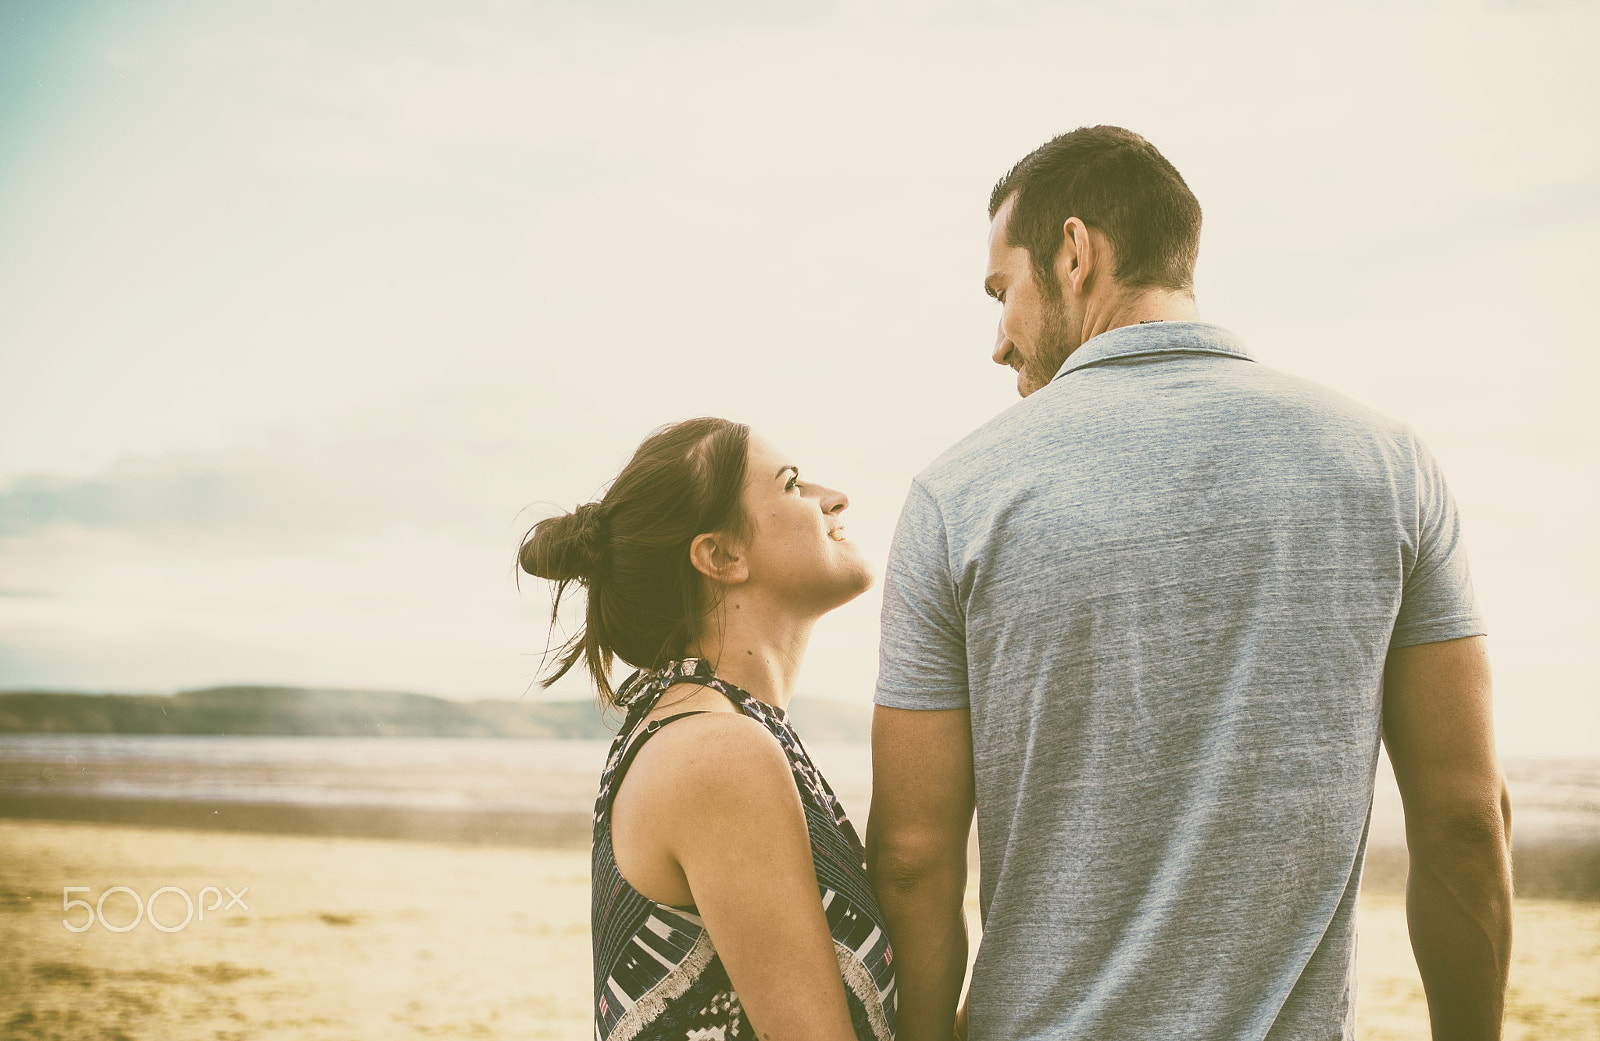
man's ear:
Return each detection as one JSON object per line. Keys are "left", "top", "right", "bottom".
{"left": 689, "top": 531, "right": 749, "bottom": 585}
{"left": 1056, "top": 216, "right": 1097, "bottom": 295}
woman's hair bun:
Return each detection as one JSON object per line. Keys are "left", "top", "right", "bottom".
{"left": 520, "top": 501, "right": 608, "bottom": 582}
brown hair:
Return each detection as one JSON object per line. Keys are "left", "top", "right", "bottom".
{"left": 518, "top": 417, "right": 751, "bottom": 705}
{"left": 989, "top": 125, "right": 1202, "bottom": 293}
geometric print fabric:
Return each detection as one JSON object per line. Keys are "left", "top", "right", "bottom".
{"left": 591, "top": 659, "right": 896, "bottom": 1041}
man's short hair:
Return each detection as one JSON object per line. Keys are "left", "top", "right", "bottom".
{"left": 990, "top": 126, "right": 1202, "bottom": 293}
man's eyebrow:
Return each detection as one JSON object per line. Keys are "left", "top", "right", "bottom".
{"left": 983, "top": 275, "right": 1002, "bottom": 298}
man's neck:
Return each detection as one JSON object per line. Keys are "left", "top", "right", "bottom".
{"left": 1081, "top": 287, "right": 1200, "bottom": 343}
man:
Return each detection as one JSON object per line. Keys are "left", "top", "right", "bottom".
{"left": 866, "top": 125, "right": 1512, "bottom": 1041}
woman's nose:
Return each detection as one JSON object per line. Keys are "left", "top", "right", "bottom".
{"left": 820, "top": 486, "right": 848, "bottom": 514}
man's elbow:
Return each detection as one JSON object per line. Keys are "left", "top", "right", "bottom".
{"left": 1499, "top": 779, "right": 1512, "bottom": 843}
{"left": 1407, "top": 780, "right": 1513, "bottom": 865}
{"left": 868, "top": 825, "right": 969, "bottom": 898}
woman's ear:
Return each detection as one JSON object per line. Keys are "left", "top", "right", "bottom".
{"left": 689, "top": 532, "right": 750, "bottom": 585}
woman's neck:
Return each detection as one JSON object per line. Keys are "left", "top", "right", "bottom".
{"left": 684, "top": 596, "right": 815, "bottom": 712}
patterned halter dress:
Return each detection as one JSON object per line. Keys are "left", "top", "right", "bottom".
{"left": 591, "top": 659, "right": 897, "bottom": 1041}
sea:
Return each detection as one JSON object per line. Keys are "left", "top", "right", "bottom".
{"left": 0, "top": 734, "right": 876, "bottom": 822}
{"left": 0, "top": 734, "right": 1595, "bottom": 846}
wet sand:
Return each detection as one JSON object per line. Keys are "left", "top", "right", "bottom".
{"left": 0, "top": 792, "right": 594, "bottom": 848}
{"left": 4, "top": 738, "right": 1597, "bottom": 901}
{"left": 2, "top": 819, "right": 1597, "bottom": 1040}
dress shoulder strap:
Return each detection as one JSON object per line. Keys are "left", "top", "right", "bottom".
{"left": 603, "top": 711, "right": 708, "bottom": 815}
{"left": 662, "top": 675, "right": 747, "bottom": 712}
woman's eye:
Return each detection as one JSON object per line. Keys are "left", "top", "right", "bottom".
{"left": 785, "top": 476, "right": 799, "bottom": 492}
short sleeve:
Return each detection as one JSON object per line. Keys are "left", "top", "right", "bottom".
{"left": 875, "top": 479, "right": 970, "bottom": 710}
{"left": 1391, "top": 432, "right": 1487, "bottom": 649}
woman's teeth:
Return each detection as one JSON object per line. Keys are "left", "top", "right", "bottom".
{"left": 828, "top": 527, "right": 846, "bottom": 542}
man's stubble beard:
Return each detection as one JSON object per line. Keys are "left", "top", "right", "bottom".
{"left": 1022, "top": 277, "right": 1080, "bottom": 397}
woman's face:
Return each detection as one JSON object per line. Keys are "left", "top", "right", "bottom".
{"left": 733, "top": 433, "right": 874, "bottom": 614}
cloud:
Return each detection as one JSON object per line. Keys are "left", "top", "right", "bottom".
{"left": 0, "top": 454, "right": 362, "bottom": 546}
{"left": 1199, "top": 173, "right": 1600, "bottom": 323}
{"left": 0, "top": 460, "right": 242, "bottom": 537}
{"left": 0, "top": 409, "right": 602, "bottom": 550}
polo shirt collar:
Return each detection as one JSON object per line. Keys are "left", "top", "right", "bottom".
{"left": 1052, "top": 321, "right": 1255, "bottom": 382}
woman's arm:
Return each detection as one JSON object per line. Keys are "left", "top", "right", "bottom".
{"left": 626, "top": 713, "right": 860, "bottom": 1041}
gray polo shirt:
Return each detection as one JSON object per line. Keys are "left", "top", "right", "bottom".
{"left": 876, "top": 322, "right": 1484, "bottom": 1041}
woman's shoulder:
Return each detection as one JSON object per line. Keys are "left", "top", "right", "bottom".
{"left": 621, "top": 707, "right": 797, "bottom": 822}
{"left": 637, "top": 705, "right": 786, "bottom": 778}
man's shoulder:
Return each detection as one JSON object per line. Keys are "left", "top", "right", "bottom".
{"left": 913, "top": 345, "right": 1425, "bottom": 505}
{"left": 1236, "top": 362, "right": 1423, "bottom": 459}
{"left": 913, "top": 394, "right": 1044, "bottom": 497}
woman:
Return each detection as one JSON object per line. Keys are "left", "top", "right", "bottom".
{"left": 519, "top": 417, "right": 895, "bottom": 1041}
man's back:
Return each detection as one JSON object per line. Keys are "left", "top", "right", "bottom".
{"left": 876, "top": 321, "right": 1485, "bottom": 1039}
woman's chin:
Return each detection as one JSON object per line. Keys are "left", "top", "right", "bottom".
{"left": 820, "top": 566, "right": 875, "bottom": 612}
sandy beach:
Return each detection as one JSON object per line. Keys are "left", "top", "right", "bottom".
{"left": 2, "top": 818, "right": 1597, "bottom": 1040}
{"left": 1, "top": 819, "right": 593, "bottom": 1040}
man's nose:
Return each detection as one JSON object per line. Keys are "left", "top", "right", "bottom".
{"left": 992, "top": 319, "right": 1012, "bottom": 366}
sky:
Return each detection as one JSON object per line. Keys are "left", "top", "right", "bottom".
{"left": 0, "top": 0, "right": 1595, "bottom": 757}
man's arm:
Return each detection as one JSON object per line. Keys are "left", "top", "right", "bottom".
{"left": 867, "top": 705, "right": 975, "bottom": 1041}
{"left": 1382, "top": 635, "right": 1512, "bottom": 1041}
